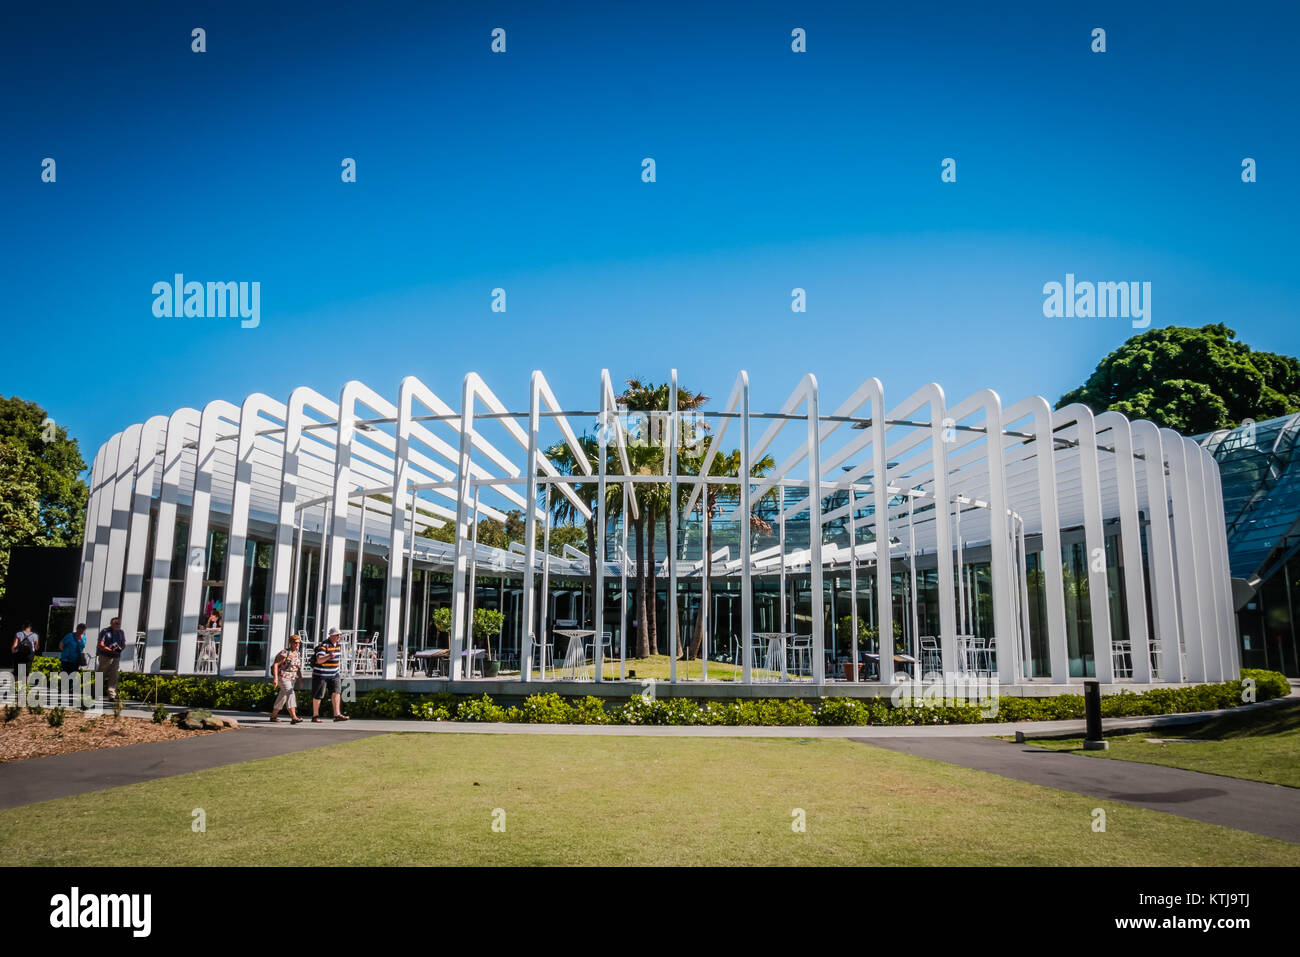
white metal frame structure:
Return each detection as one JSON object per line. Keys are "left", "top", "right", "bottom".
{"left": 76, "top": 370, "right": 1238, "bottom": 686}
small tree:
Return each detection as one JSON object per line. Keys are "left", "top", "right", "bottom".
{"left": 472, "top": 608, "right": 505, "bottom": 660}
{"left": 431, "top": 607, "right": 452, "bottom": 643}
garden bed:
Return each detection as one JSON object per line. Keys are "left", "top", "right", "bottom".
{"left": 0, "top": 708, "right": 230, "bottom": 764}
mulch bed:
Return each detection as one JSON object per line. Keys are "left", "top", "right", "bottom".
{"left": 0, "top": 709, "right": 231, "bottom": 763}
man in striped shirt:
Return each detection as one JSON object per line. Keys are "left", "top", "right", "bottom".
{"left": 310, "top": 628, "right": 350, "bottom": 723}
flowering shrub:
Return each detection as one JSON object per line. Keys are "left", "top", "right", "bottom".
{"left": 454, "top": 694, "right": 507, "bottom": 723}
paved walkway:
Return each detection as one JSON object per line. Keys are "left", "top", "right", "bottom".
{"left": 0, "top": 725, "right": 379, "bottom": 810}
{"left": 860, "top": 736, "right": 1300, "bottom": 843}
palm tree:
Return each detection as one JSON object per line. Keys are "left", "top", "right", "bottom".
{"left": 619, "top": 378, "right": 708, "bottom": 658}
{"left": 680, "top": 441, "right": 776, "bottom": 660}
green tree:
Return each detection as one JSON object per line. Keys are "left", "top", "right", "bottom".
{"left": 1057, "top": 324, "right": 1300, "bottom": 433}
{"left": 619, "top": 378, "right": 709, "bottom": 657}
{"left": 0, "top": 397, "right": 89, "bottom": 599}
{"left": 680, "top": 440, "right": 775, "bottom": 659}
{"left": 0, "top": 441, "right": 42, "bottom": 600}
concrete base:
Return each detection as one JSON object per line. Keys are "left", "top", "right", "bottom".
{"left": 1083, "top": 739, "right": 1110, "bottom": 750}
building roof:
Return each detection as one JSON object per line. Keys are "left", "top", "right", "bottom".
{"left": 1197, "top": 413, "right": 1300, "bottom": 582}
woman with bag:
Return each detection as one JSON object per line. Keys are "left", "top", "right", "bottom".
{"left": 269, "top": 634, "right": 303, "bottom": 724}
{"left": 59, "top": 623, "right": 88, "bottom": 674}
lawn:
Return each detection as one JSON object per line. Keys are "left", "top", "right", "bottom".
{"left": 2, "top": 733, "right": 1297, "bottom": 866}
{"left": 1021, "top": 698, "right": 1300, "bottom": 788}
{"left": 511, "top": 653, "right": 785, "bottom": 682}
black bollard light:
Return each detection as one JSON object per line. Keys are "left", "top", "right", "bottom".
{"left": 1083, "top": 679, "right": 1108, "bottom": 750}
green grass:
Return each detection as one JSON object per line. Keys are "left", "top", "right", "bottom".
{"left": 511, "top": 653, "right": 786, "bottom": 682}
{"left": 1021, "top": 699, "right": 1300, "bottom": 788}
{"left": 2, "top": 733, "right": 1297, "bottom": 865}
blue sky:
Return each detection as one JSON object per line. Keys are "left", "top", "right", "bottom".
{"left": 2, "top": 0, "right": 1297, "bottom": 465}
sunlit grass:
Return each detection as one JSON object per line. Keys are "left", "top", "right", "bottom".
{"left": 3, "top": 733, "right": 1297, "bottom": 866}
{"left": 509, "top": 653, "right": 790, "bottom": 682}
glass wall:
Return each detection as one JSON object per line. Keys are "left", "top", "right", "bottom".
{"left": 1060, "top": 539, "right": 1095, "bottom": 677}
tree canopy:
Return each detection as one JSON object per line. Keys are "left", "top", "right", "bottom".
{"left": 0, "top": 396, "right": 89, "bottom": 599}
{"left": 1057, "top": 324, "right": 1300, "bottom": 434}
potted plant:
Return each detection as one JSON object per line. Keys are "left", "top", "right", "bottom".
{"left": 837, "top": 615, "right": 872, "bottom": 680}
{"left": 431, "top": 607, "right": 452, "bottom": 644}
{"left": 472, "top": 608, "right": 505, "bottom": 677}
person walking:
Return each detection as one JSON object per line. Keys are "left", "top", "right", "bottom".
{"left": 96, "top": 616, "right": 127, "bottom": 702}
{"left": 59, "top": 623, "right": 87, "bottom": 674}
{"left": 11, "top": 622, "right": 39, "bottom": 674}
{"left": 269, "top": 634, "right": 304, "bottom": 724}
{"left": 310, "top": 628, "right": 350, "bottom": 723}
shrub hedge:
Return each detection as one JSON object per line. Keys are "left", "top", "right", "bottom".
{"left": 18, "top": 659, "right": 1289, "bottom": 727}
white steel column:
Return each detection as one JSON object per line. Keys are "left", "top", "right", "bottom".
{"left": 120, "top": 415, "right": 167, "bottom": 668}
{"left": 1162, "top": 428, "right": 1207, "bottom": 682}
{"left": 594, "top": 376, "right": 608, "bottom": 682}
{"left": 778, "top": 485, "right": 787, "bottom": 635}
{"left": 1021, "top": 397, "right": 1068, "bottom": 683}
{"left": 620, "top": 480, "right": 629, "bottom": 680}
{"left": 351, "top": 493, "right": 369, "bottom": 638}
{"left": 220, "top": 394, "right": 283, "bottom": 676}
{"left": 270, "top": 388, "right": 336, "bottom": 670}
{"left": 540, "top": 485, "right": 551, "bottom": 679}
{"left": 448, "top": 375, "right": 476, "bottom": 680}
{"left": 806, "top": 375, "right": 826, "bottom": 683}
{"left": 872, "top": 389, "right": 892, "bottom": 683}
{"left": 521, "top": 373, "right": 542, "bottom": 683}
{"left": 1133, "top": 422, "right": 1180, "bottom": 681}
{"left": 668, "top": 371, "right": 679, "bottom": 683}
{"left": 925, "top": 386, "right": 957, "bottom": 679}
{"left": 1206, "top": 458, "right": 1238, "bottom": 677}
{"left": 1057, "top": 404, "right": 1114, "bottom": 683}
{"left": 1187, "top": 442, "right": 1224, "bottom": 681}
{"left": 740, "top": 373, "right": 754, "bottom": 684}
{"left": 974, "top": 392, "right": 1015, "bottom": 686}
{"left": 314, "top": 502, "right": 331, "bottom": 641}
{"left": 402, "top": 488, "right": 418, "bottom": 670}
{"left": 1196, "top": 447, "right": 1231, "bottom": 680}
{"left": 100, "top": 423, "right": 143, "bottom": 633}
{"left": 326, "top": 385, "right": 359, "bottom": 636}
{"left": 142, "top": 408, "right": 198, "bottom": 672}
{"left": 700, "top": 480, "right": 709, "bottom": 681}
{"left": 1096, "top": 412, "right": 1152, "bottom": 683}
{"left": 179, "top": 400, "right": 239, "bottom": 674}
{"left": 289, "top": 510, "right": 305, "bottom": 635}
{"left": 75, "top": 444, "right": 107, "bottom": 626}
{"left": 85, "top": 432, "right": 121, "bottom": 632}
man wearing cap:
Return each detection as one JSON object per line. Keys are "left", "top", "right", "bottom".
{"left": 310, "top": 628, "right": 350, "bottom": 723}
{"left": 96, "top": 616, "right": 127, "bottom": 702}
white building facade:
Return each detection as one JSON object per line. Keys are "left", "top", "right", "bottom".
{"left": 75, "top": 370, "right": 1238, "bottom": 687}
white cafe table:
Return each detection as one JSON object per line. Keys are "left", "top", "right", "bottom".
{"left": 751, "top": 632, "right": 796, "bottom": 682}
{"left": 553, "top": 628, "right": 595, "bottom": 680}
{"left": 195, "top": 629, "right": 221, "bottom": 673}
